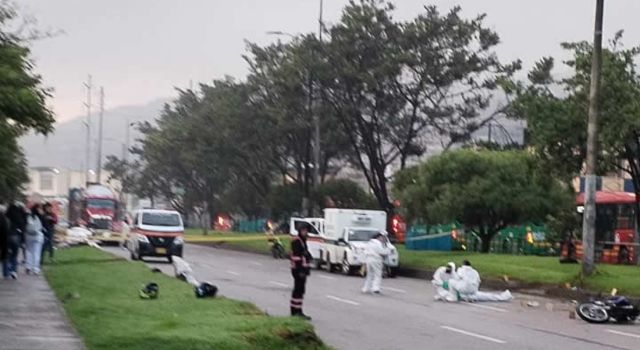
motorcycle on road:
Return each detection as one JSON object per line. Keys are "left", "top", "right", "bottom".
{"left": 576, "top": 296, "right": 639, "bottom": 324}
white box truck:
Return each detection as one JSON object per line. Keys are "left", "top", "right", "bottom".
{"left": 290, "top": 209, "right": 400, "bottom": 275}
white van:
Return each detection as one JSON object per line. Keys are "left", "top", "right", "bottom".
{"left": 126, "top": 209, "right": 184, "bottom": 262}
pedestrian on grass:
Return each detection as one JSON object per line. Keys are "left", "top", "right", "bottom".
{"left": 24, "top": 204, "right": 45, "bottom": 275}
{"left": 5, "top": 203, "right": 26, "bottom": 279}
{"left": 290, "top": 224, "right": 312, "bottom": 320}
{"left": 41, "top": 202, "right": 57, "bottom": 263}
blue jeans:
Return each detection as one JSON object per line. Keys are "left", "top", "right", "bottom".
{"left": 3, "top": 235, "right": 20, "bottom": 277}
{"left": 25, "top": 233, "right": 44, "bottom": 273}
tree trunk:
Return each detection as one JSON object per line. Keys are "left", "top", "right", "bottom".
{"left": 480, "top": 234, "right": 492, "bottom": 253}
{"left": 201, "top": 202, "right": 209, "bottom": 235}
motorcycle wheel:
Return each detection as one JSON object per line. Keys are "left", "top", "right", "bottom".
{"left": 576, "top": 303, "right": 610, "bottom": 323}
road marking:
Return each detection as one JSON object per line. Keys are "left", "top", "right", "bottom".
{"left": 249, "top": 261, "right": 263, "bottom": 266}
{"left": 269, "top": 281, "right": 289, "bottom": 288}
{"left": 440, "top": 326, "right": 506, "bottom": 344}
{"left": 319, "top": 275, "right": 335, "bottom": 280}
{"left": 326, "top": 295, "right": 360, "bottom": 306}
{"left": 468, "top": 303, "right": 508, "bottom": 313}
{"left": 606, "top": 329, "right": 640, "bottom": 339}
{"left": 382, "top": 287, "right": 406, "bottom": 294}
{"left": 226, "top": 270, "right": 240, "bottom": 276}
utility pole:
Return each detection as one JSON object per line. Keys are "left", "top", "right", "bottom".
{"left": 83, "top": 75, "right": 92, "bottom": 185}
{"left": 582, "top": 0, "right": 604, "bottom": 277}
{"left": 96, "top": 87, "right": 105, "bottom": 184}
{"left": 310, "top": 0, "right": 324, "bottom": 215}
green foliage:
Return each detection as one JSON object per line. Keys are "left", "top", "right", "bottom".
{"left": 320, "top": 0, "right": 520, "bottom": 215}
{"left": 45, "top": 247, "right": 326, "bottom": 350}
{"left": 268, "top": 184, "right": 304, "bottom": 220}
{"left": 312, "top": 179, "right": 377, "bottom": 210}
{"left": 395, "top": 150, "right": 573, "bottom": 252}
{"left": 0, "top": 3, "right": 55, "bottom": 199}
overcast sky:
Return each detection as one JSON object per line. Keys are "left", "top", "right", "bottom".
{"left": 20, "top": 0, "right": 640, "bottom": 122}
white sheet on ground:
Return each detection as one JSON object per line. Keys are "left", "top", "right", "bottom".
{"left": 463, "top": 290, "right": 513, "bottom": 302}
{"left": 172, "top": 256, "right": 200, "bottom": 287}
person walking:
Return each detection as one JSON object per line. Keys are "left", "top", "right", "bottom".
{"left": 24, "top": 204, "right": 45, "bottom": 275}
{"left": 290, "top": 224, "right": 312, "bottom": 320}
{"left": 361, "top": 232, "right": 390, "bottom": 294}
{"left": 5, "top": 203, "right": 26, "bottom": 279}
{"left": 1, "top": 209, "right": 9, "bottom": 279}
{"left": 41, "top": 203, "right": 57, "bottom": 263}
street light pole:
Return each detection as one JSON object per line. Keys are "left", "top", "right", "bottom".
{"left": 83, "top": 75, "right": 92, "bottom": 185}
{"left": 96, "top": 87, "right": 105, "bottom": 184}
{"left": 582, "top": 0, "right": 605, "bottom": 277}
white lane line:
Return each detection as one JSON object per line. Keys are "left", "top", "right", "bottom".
{"left": 468, "top": 303, "right": 508, "bottom": 313}
{"left": 440, "top": 326, "right": 507, "bottom": 344}
{"left": 269, "top": 281, "right": 289, "bottom": 288}
{"left": 318, "top": 275, "right": 336, "bottom": 280}
{"left": 606, "top": 329, "right": 640, "bottom": 339}
{"left": 226, "top": 270, "right": 240, "bottom": 276}
{"left": 326, "top": 295, "right": 360, "bottom": 306}
{"left": 249, "top": 261, "right": 263, "bottom": 266}
{"left": 382, "top": 286, "right": 407, "bottom": 294}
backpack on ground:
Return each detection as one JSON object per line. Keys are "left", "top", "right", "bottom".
{"left": 26, "top": 215, "right": 43, "bottom": 236}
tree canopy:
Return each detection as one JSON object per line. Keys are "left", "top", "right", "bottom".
{"left": 0, "top": 3, "right": 55, "bottom": 199}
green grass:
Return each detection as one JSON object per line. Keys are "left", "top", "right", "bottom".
{"left": 184, "top": 230, "right": 640, "bottom": 296}
{"left": 44, "top": 247, "right": 327, "bottom": 350}
{"left": 397, "top": 246, "right": 640, "bottom": 296}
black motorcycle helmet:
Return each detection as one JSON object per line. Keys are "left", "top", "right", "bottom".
{"left": 139, "top": 282, "right": 159, "bottom": 299}
{"left": 195, "top": 282, "right": 218, "bottom": 298}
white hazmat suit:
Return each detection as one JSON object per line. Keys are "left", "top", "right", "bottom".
{"left": 431, "top": 262, "right": 456, "bottom": 301}
{"left": 446, "top": 264, "right": 513, "bottom": 302}
{"left": 172, "top": 256, "right": 200, "bottom": 287}
{"left": 361, "top": 236, "right": 390, "bottom": 294}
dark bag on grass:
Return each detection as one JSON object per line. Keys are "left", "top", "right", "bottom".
{"left": 195, "top": 282, "right": 218, "bottom": 298}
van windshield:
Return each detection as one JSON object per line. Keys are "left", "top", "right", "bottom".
{"left": 142, "top": 213, "right": 181, "bottom": 227}
{"left": 348, "top": 229, "right": 381, "bottom": 241}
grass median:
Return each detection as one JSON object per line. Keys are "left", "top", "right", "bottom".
{"left": 44, "top": 247, "right": 327, "bottom": 350}
{"left": 185, "top": 230, "right": 640, "bottom": 296}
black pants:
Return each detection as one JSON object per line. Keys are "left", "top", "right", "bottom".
{"left": 290, "top": 270, "right": 307, "bottom": 315}
{"left": 41, "top": 234, "right": 54, "bottom": 261}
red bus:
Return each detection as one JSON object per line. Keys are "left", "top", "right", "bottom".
{"left": 574, "top": 191, "right": 638, "bottom": 264}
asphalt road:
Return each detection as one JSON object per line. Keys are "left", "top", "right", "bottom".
{"left": 104, "top": 244, "right": 640, "bottom": 350}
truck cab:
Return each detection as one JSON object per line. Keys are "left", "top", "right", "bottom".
{"left": 293, "top": 209, "right": 400, "bottom": 275}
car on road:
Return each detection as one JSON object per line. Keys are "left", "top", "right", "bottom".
{"left": 126, "top": 209, "right": 184, "bottom": 262}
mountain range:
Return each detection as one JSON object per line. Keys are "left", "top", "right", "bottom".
{"left": 20, "top": 98, "right": 168, "bottom": 170}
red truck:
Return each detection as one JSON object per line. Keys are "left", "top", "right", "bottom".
{"left": 69, "top": 184, "right": 125, "bottom": 243}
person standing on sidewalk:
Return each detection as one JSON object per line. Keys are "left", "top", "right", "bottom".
{"left": 40, "top": 202, "right": 57, "bottom": 263}
{"left": 5, "top": 203, "right": 26, "bottom": 279}
{"left": 24, "top": 204, "right": 45, "bottom": 275}
{"left": 290, "top": 224, "right": 312, "bottom": 320}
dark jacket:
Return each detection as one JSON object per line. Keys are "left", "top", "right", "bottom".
{"left": 0, "top": 212, "right": 8, "bottom": 260}
{"left": 6, "top": 204, "right": 26, "bottom": 238}
{"left": 42, "top": 213, "right": 57, "bottom": 237}
{"left": 290, "top": 236, "right": 312, "bottom": 275}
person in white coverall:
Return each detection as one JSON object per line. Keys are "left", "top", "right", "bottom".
{"left": 361, "top": 233, "right": 390, "bottom": 294}
{"left": 446, "top": 260, "right": 512, "bottom": 302}
{"left": 431, "top": 262, "right": 456, "bottom": 300}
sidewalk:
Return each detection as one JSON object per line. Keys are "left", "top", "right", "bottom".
{"left": 0, "top": 274, "right": 84, "bottom": 350}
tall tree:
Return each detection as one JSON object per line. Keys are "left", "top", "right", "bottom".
{"left": 319, "top": 0, "right": 519, "bottom": 230}
{"left": 508, "top": 33, "right": 640, "bottom": 261}
{"left": 394, "top": 150, "right": 573, "bottom": 252}
{"left": 0, "top": 3, "right": 55, "bottom": 199}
